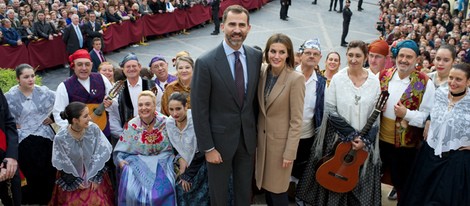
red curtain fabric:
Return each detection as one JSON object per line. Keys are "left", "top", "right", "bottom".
{"left": 0, "top": 44, "right": 29, "bottom": 69}
{"left": 186, "top": 5, "right": 212, "bottom": 28}
{"left": 0, "top": 0, "right": 267, "bottom": 70}
{"left": 28, "top": 37, "right": 68, "bottom": 71}
{"left": 143, "top": 11, "right": 186, "bottom": 37}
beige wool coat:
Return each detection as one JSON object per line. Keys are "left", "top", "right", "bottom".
{"left": 255, "top": 65, "right": 305, "bottom": 193}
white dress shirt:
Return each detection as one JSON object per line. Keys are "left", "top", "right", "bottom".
{"left": 53, "top": 74, "right": 113, "bottom": 128}
{"left": 382, "top": 71, "right": 435, "bottom": 128}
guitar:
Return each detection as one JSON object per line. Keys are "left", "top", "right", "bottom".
{"left": 87, "top": 80, "right": 125, "bottom": 130}
{"left": 315, "top": 90, "right": 389, "bottom": 193}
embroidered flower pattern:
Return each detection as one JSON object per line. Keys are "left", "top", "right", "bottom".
{"left": 141, "top": 129, "right": 164, "bottom": 145}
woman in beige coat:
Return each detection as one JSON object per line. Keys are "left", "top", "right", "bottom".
{"left": 255, "top": 33, "right": 305, "bottom": 206}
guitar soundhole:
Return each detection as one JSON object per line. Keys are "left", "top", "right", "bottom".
{"left": 327, "top": 171, "right": 348, "bottom": 181}
{"left": 344, "top": 154, "right": 354, "bottom": 163}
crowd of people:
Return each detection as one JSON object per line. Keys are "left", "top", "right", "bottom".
{"left": 0, "top": 0, "right": 212, "bottom": 49}
{"left": 0, "top": 1, "right": 469, "bottom": 206}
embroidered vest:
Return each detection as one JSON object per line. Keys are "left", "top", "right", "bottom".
{"left": 379, "top": 68, "right": 429, "bottom": 147}
{"left": 118, "top": 79, "right": 155, "bottom": 127}
{"left": 64, "top": 73, "right": 110, "bottom": 136}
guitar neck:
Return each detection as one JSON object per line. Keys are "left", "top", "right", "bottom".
{"left": 94, "top": 103, "right": 106, "bottom": 116}
{"left": 360, "top": 109, "right": 380, "bottom": 137}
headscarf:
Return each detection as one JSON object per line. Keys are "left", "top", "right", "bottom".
{"left": 368, "top": 39, "right": 389, "bottom": 57}
{"left": 120, "top": 52, "right": 139, "bottom": 67}
{"left": 148, "top": 54, "right": 166, "bottom": 67}
{"left": 391, "top": 40, "right": 419, "bottom": 58}
{"left": 299, "top": 38, "right": 321, "bottom": 53}
{"left": 69, "top": 49, "right": 91, "bottom": 68}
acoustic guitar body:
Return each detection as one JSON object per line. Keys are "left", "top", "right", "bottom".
{"left": 87, "top": 103, "right": 107, "bottom": 131}
{"left": 315, "top": 142, "right": 368, "bottom": 193}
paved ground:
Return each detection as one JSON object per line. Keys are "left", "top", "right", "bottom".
{"left": 35, "top": 0, "right": 397, "bottom": 205}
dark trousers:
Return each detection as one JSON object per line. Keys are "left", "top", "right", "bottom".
{"left": 207, "top": 135, "right": 254, "bottom": 206}
{"left": 280, "top": 3, "right": 289, "bottom": 20}
{"left": 358, "top": 0, "right": 363, "bottom": 9}
{"left": 380, "top": 140, "right": 418, "bottom": 200}
{"left": 0, "top": 171, "right": 21, "bottom": 206}
{"left": 341, "top": 21, "right": 350, "bottom": 44}
{"left": 211, "top": 2, "right": 220, "bottom": 33}
{"left": 338, "top": 0, "right": 344, "bottom": 11}
{"left": 330, "top": 0, "right": 338, "bottom": 10}
{"left": 18, "top": 136, "right": 56, "bottom": 205}
{"left": 292, "top": 137, "right": 315, "bottom": 179}
{"left": 265, "top": 191, "right": 288, "bottom": 206}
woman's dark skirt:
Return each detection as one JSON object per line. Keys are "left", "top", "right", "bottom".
{"left": 18, "top": 135, "right": 56, "bottom": 205}
{"left": 399, "top": 142, "right": 470, "bottom": 206}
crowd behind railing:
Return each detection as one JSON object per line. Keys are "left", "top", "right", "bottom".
{"left": 0, "top": 0, "right": 209, "bottom": 47}
{"left": 377, "top": 0, "right": 470, "bottom": 69}
{"left": 0, "top": 0, "right": 267, "bottom": 69}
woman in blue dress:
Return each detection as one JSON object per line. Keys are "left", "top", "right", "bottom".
{"left": 166, "top": 92, "right": 209, "bottom": 205}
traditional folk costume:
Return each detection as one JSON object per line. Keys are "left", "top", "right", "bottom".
{"left": 166, "top": 110, "right": 209, "bottom": 205}
{"left": 379, "top": 67, "right": 435, "bottom": 194}
{"left": 291, "top": 68, "right": 326, "bottom": 180}
{"left": 296, "top": 68, "right": 382, "bottom": 205}
{"left": 53, "top": 55, "right": 113, "bottom": 134}
{"left": 5, "top": 85, "right": 56, "bottom": 205}
{"left": 399, "top": 87, "right": 470, "bottom": 205}
{"left": 114, "top": 112, "right": 176, "bottom": 205}
{"left": 49, "top": 122, "right": 114, "bottom": 206}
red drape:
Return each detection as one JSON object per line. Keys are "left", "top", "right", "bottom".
{"left": 28, "top": 37, "right": 68, "bottom": 71}
{"left": 0, "top": 44, "right": 29, "bottom": 69}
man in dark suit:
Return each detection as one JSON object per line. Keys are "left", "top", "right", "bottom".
{"left": 89, "top": 37, "right": 106, "bottom": 72}
{"left": 84, "top": 11, "right": 103, "bottom": 50}
{"left": 62, "top": 14, "right": 85, "bottom": 55}
{"left": 0, "top": 88, "right": 21, "bottom": 206}
{"left": 340, "top": 0, "right": 352, "bottom": 47}
{"left": 191, "top": 5, "right": 262, "bottom": 206}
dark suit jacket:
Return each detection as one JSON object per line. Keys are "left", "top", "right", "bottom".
{"left": 0, "top": 88, "right": 18, "bottom": 160}
{"left": 191, "top": 43, "right": 262, "bottom": 159}
{"left": 32, "top": 21, "right": 56, "bottom": 39}
{"left": 62, "top": 23, "right": 84, "bottom": 54}
{"left": 343, "top": 7, "right": 352, "bottom": 23}
{"left": 89, "top": 49, "right": 103, "bottom": 72}
{"left": 84, "top": 21, "right": 102, "bottom": 49}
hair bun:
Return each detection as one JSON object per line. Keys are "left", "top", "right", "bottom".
{"left": 59, "top": 111, "right": 68, "bottom": 120}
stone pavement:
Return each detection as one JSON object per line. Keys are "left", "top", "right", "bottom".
{"left": 35, "top": 0, "right": 397, "bottom": 205}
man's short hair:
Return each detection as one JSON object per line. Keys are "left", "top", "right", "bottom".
{"left": 222, "top": 5, "right": 249, "bottom": 24}
{"left": 93, "top": 37, "right": 101, "bottom": 43}
{"left": 6, "top": 9, "right": 15, "bottom": 15}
